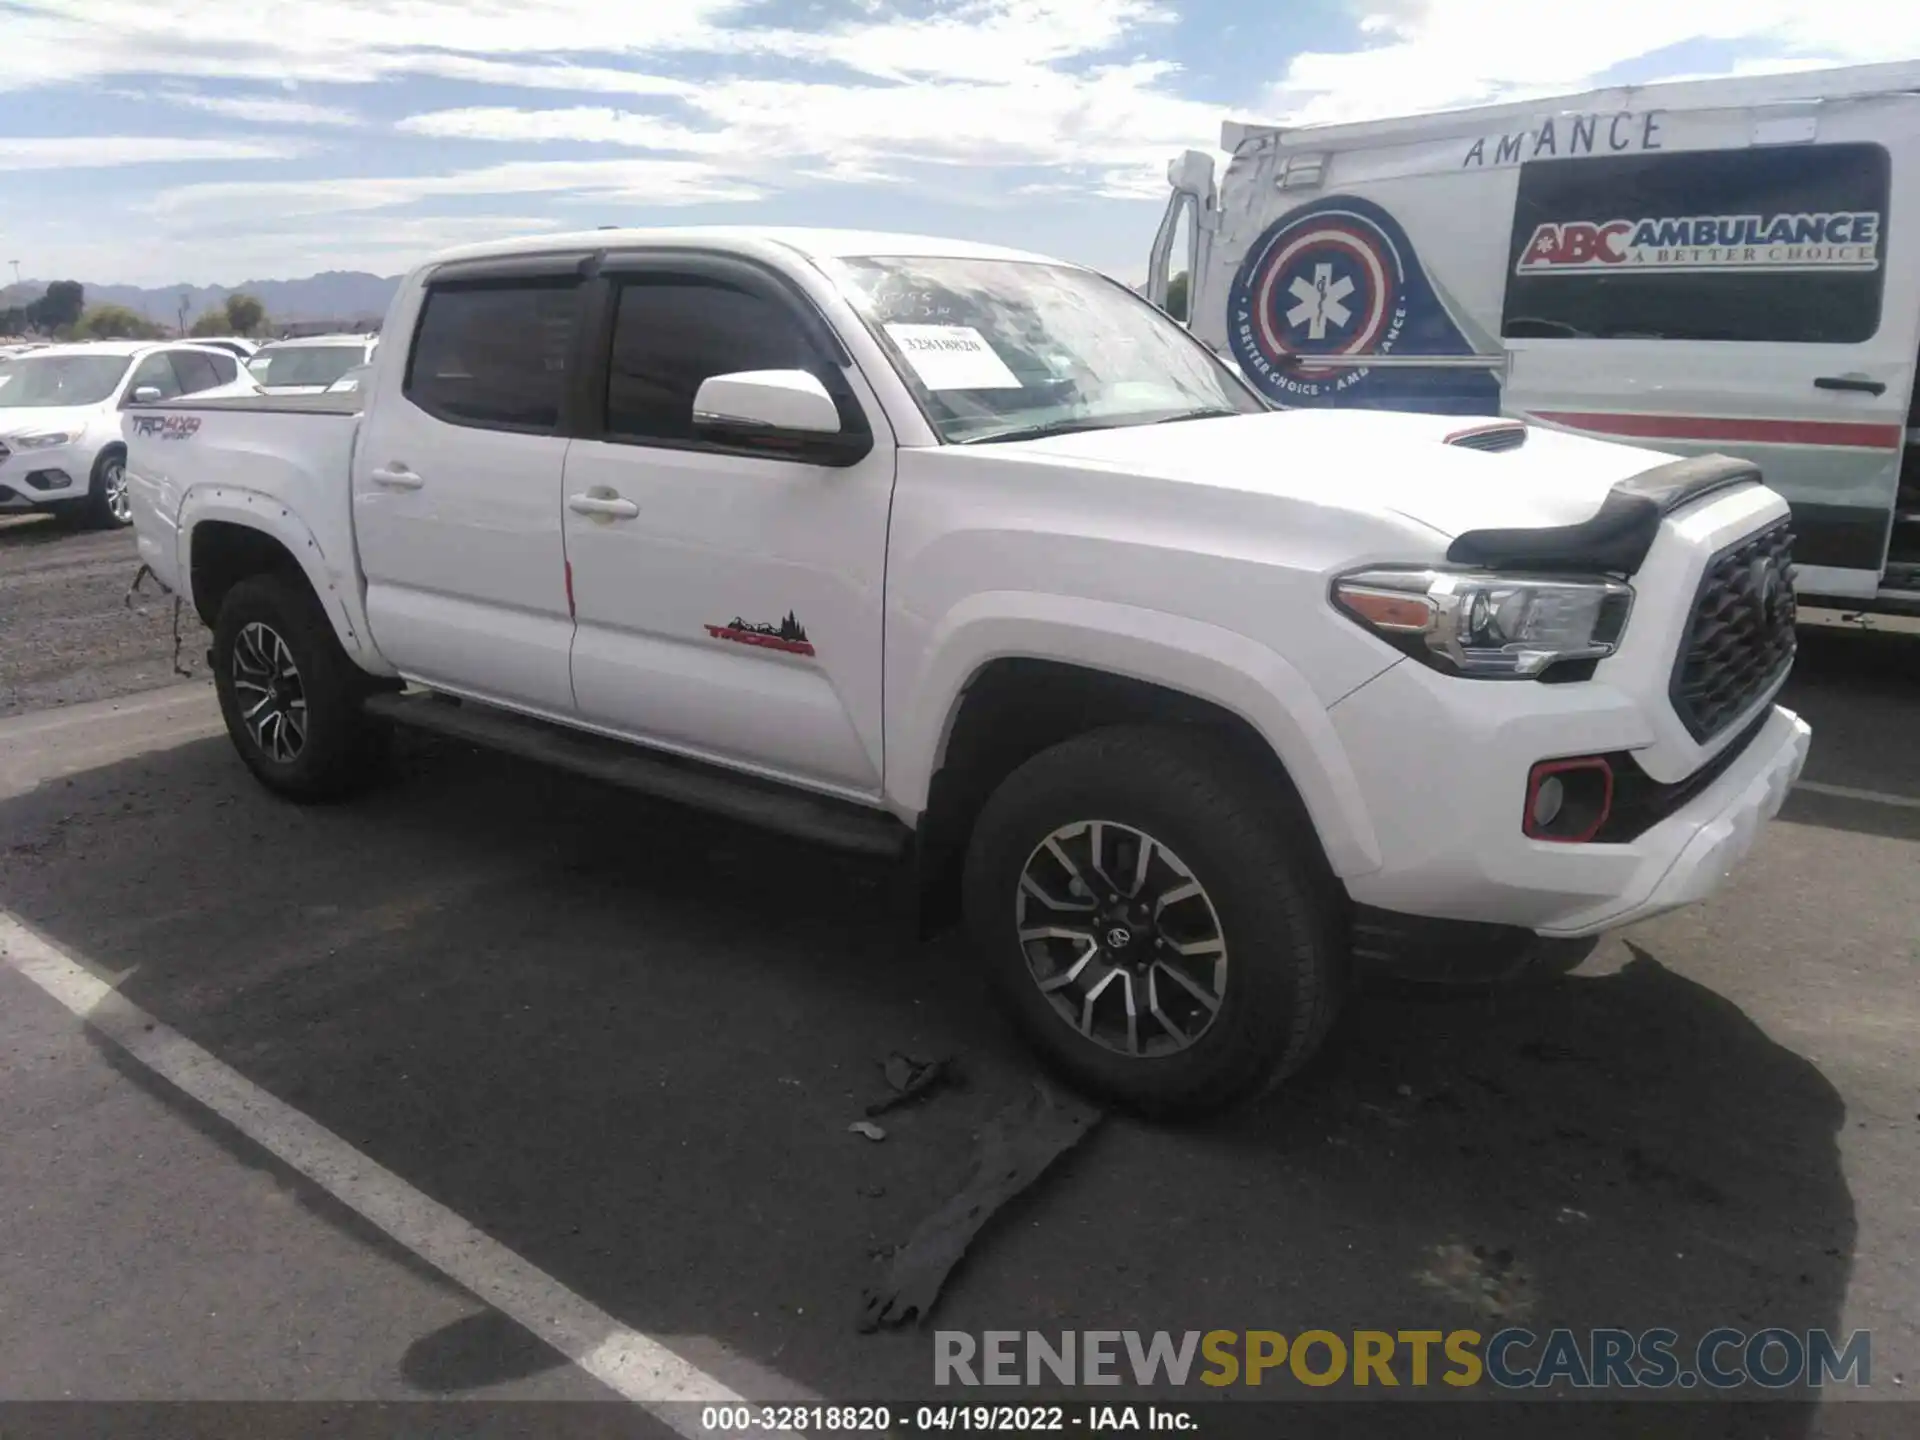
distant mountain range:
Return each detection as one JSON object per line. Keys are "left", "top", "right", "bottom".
{"left": 0, "top": 271, "right": 401, "bottom": 327}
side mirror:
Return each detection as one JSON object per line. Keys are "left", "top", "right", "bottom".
{"left": 131, "top": 385, "right": 163, "bottom": 405}
{"left": 694, "top": 370, "right": 840, "bottom": 435}
{"left": 691, "top": 369, "right": 871, "bottom": 465}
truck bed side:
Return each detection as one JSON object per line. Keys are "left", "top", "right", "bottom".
{"left": 123, "top": 394, "right": 391, "bottom": 673}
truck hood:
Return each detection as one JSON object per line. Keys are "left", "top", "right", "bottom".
{"left": 999, "top": 409, "right": 1684, "bottom": 540}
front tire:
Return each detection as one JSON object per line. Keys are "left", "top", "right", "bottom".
{"left": 211, "top": 572, "right": 388, "bottom": 802}
{"left": 962, "top": 725, "right": 1345, "bottom": 1116}
{"left": 81, "top": 448, "right": 132, "bottom": 530}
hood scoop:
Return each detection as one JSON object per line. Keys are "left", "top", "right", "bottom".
{"left": 1443, "top": 420, "right": 1529, "bottom": 453}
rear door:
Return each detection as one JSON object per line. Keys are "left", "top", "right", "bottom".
{"left": 351, "top": 260, "right": 588, "bottom": 714}
{"left": 1501, "top": 97, "right": 1920, "bottom": 596}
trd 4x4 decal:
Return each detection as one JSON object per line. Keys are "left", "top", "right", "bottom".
{"left": 704, "top": 611, "right": 815, "bottom": 657}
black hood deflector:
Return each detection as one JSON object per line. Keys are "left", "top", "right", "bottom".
{"left": 1445, "top": 454, "right": 1762, "bottom": 576}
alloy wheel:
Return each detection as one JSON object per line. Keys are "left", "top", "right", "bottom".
{"left": 1014, "top": 820, "right": 1228, "bottom": 1057}
{"left": 230, "top": 621, "right": 308, "bottom": 763}
{"left": 104, "top": 460, "right": 131, "bottom": 524}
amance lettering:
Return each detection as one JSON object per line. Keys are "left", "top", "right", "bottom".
{"left": 1464, "top": 110, "right": 1664, "bottom": 167}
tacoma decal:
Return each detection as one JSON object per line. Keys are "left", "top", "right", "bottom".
{"left": 705, "top": 611, "right": 815, "bottom": 657}
{"left": 129, "top": 414, "right": 202, "bottom": 439}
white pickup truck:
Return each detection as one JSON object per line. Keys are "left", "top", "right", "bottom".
{"left": 124, "top": 226, "right": 1811, "bottom": 1113}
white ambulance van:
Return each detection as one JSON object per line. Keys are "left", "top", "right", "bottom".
{"left": 1147, "top": 61, "right": 1920, "bottom": 619}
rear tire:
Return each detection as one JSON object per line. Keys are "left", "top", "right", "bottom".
{"left": 211, "top": 572, "right": 388, "bottom": 802}
{"left": 962, "top": 725, "right": 1345, "bottom": 1117}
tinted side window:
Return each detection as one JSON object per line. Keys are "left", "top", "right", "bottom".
{"left": 168, "top": 350, "right": 220, "bottom": 394}
{"left": 126, "top": 353, "right": 182, "bottom": 401}
{"left": 206, "top": 352, "right": 239, "bottom": 384}
{"left": 1502, "top": 143, "right": 1890, "bottom": 344}
{"left": 605, "top": 279, "right": 819, "bottom": 442}
{"left": 405, "top": 281, "right": 580, "bottom": 430}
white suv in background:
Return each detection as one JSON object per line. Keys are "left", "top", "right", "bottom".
{"left": 0, "top": 341, "right": 257, "bottom": 528}
{"left": 245, "top": 334, "right": 379, "bottom": 396}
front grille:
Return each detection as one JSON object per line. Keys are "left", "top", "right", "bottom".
{"left": 1670, "top": 520, "right": 1796, "bottom": 742}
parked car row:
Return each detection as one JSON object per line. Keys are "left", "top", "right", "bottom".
{"left": 0, "top": 332, "right": 377, "bottom": 527}
{"left": 246, "top": 334, "right": 380, "bottom": 395}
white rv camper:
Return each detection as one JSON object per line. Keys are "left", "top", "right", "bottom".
{"left": 1149, "top": 61, "right": 1920, "bottom": 618}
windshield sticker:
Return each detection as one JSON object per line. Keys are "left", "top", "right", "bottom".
{"left": 1517, "top": 211, "right": 1882, "bottom": 275}
{"left": 704, "top": 612, "right": 815, "bottom": 658}
{"left": 883, "top": 325, "right": 1022, "bottom": 390}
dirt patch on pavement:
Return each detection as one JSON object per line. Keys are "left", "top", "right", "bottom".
{"left": 0, "top": 518, "right": 212, "bottom": 718}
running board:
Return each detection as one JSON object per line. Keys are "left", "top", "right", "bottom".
{"left": 362, "top": 690, "right": 910, "bottom": 859}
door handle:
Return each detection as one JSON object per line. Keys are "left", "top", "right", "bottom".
{"left": 568, "top": 493, "right": 640, "bottom": 520}
{"left": 370, "top": 465, "right": 423, "bottom": 489}
{"left": 1813, "top": 375, "right": 1887, "bottom": 396}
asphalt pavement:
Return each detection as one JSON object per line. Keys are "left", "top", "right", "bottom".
{"left": 1, "top": 516, "right": 1915, "bottom": 1435}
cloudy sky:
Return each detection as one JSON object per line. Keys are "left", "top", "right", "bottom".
{"left": 1, "top": 0, "right": 1914, "bottom": 288}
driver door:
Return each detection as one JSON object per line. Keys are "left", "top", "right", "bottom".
{"left": 562, "top": 257, "right": 896, "bottom": 797}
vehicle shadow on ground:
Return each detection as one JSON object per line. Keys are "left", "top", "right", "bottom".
{"left": 1783, "top": 626, "right": 1920, "bottom": 805}
{"left": 0, "top": 732, "right": 1854, "bottom": 1431}
{"left": 0, "top": 514, "right": 62, "bottom": 546}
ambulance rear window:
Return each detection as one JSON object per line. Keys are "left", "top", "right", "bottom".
{"left": 1501, "top": 143, "right": 1889, "bottom": 345}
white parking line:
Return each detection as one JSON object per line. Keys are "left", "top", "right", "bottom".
{"left": 0, "top": 910, "right": 748, "bottom": 1429}
{"left": 1793, "top": 781, "right": 1920, "bottom": 811}
{"left": 0, "top": 685, "right": 224, "bottom": 801}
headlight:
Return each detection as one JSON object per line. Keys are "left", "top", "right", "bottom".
{"left": 1332, "top": 567, "right": 1633, "bottom": 679}
{"left": 12, "top": 431, "right": 77, "bottom": 449}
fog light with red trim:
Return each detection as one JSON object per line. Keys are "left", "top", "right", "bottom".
{"left": 1523, "top": 757, "right": 1614, "bottom": 843}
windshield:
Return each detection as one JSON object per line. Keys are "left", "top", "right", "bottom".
{"left": 822, "top": 255, "right": 1263, "bottom": 444}
{"left": 247, "top": 344, "right": 364, "bottom": 388}
{"left": 0, "top": 353, "right": 132, "bottom": 408}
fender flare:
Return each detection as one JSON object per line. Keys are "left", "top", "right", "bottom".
{"left": 176, "top": 485, "right": 393, "bottom": 675}
{"left": 893, "top": 591, "right": 1384, "bottom": 879}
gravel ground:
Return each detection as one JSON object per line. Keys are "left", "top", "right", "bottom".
{"left": 0, "top": 516, "right": 212, "bottom": 718}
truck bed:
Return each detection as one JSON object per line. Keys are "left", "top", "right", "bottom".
{"left": 122, "top": 392, "right": 365, "bottom": 625}
{"left": 139, "top": 390, "right": 366, "bottom": 417}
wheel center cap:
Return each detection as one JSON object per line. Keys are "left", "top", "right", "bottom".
{"left": 1105, "top": 925, "right": 1133, "bottom": 951}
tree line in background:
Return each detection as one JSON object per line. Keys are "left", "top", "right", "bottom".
{"left": 1, "top": 283, "right": 271, "bottom": 342}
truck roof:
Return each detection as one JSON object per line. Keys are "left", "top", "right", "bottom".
{"left": 416, "top": 226, "right": 1069, "bottom": 273}
{"left": 1223, "top": 58, "right": 1920, "bottom": 155}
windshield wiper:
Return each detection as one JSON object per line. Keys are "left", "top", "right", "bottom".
{"left": 1154, "top": 406, "right": 1247, "bottom": 424}
{"left": 956, "top": 407, "right": 1248, "bottom": 445}
{"left": 954, "top": 417, "right": 1121, "bottom": 445}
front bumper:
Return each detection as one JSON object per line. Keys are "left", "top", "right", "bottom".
{"left": 1533, "top": 704, "right": 1808, "bottom": 936}
{"left": 0, "top": 440, "right": 88, "bottom": 507}
{"left": 1329, "top": 652, "right": 1810, "bottom": 938}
